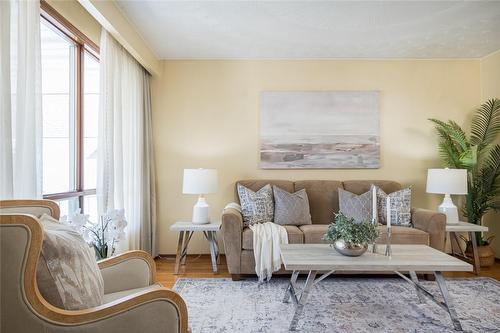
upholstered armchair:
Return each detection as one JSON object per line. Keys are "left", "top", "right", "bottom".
{"left": 0, "top": 200, "right": 188, "bottom": 333}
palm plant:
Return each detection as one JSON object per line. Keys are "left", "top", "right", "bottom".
{"left": 429, "top": 98, "right": 500, "bottom": 246}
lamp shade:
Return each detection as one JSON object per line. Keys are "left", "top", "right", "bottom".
{"left": 426, "top": 168, "right": 467, "bottom": 195}
{"left": 183, "top": 169, "right": 218, "bottom": 194}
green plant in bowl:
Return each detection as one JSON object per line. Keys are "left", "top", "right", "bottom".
{"left": 322, "top": 213, "right": 379, "bottom": 256}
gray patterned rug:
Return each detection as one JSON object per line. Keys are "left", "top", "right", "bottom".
{"left": 173, "top": 277, "right": 500, "bottom": 333}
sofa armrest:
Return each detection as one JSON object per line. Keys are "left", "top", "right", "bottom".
{"left": 98, "top": 250, "right": 156, "bottom": 294}
{"left": 221, "top": 207, "right": 243, "bottom": 274}
{"left": 411, "top": 208, "right": 446, "bottom": 252}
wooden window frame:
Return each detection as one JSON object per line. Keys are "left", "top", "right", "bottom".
{"left": 40, "top": 1, "right": 100, "bottom": 210}
{"left": 40, "top": 1, "right": 99, "bottom": 56}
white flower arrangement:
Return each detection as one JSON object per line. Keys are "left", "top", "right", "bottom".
{"left": 61, "top": 209, "right": 127, "bottom": 259}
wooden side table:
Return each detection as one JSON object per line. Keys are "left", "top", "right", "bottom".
{"left": 446, "top": 221, "right": 488, "bottom": 275}
{"left": 170, "top": 221, "right": 221, "bottom": 274}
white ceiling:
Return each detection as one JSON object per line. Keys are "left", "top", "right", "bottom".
{"left": 116, "top": 1, "right": 500, "bottom": 59}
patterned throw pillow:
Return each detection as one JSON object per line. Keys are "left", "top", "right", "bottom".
{"left": 237, "top": 183, "right": 274, "bottom": 227}
{"left": 376, "top": 186, "right": 412, "bottom": 227}
{"left": 273, "top": 186, "right": 312, "bottom": 226}
{"left": 338, "top": 188, "right": 374, "bottom": 224}
{"left": 36, "top": 214, "right": 104, "bottom": 310}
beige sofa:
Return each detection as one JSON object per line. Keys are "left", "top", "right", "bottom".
{"left": 221, "top": 180, "right": 446, "bottom": 281}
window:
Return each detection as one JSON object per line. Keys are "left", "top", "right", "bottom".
{"left": 40, "top": 2, "right": 100, "bottom": 221}
{"left": 41, "top": 20, "right": 76, "bottom": 195}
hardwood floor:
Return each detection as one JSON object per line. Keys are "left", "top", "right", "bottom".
{"left": 156, "top": 255, "right": 231, "bottom": 288}
{"left": 155, "top": 254, "right": 500, "bottom": 288}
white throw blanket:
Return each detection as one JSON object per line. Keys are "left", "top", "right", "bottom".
{"left": 223, "top": 203, "right": 288, "bottom": 282}
{"left": 250, "top": 222, "right": 288, "bottom": 282}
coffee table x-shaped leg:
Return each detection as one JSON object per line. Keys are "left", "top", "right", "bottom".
{"left": 283, "top": 270, "right": 462, "bottom": 331}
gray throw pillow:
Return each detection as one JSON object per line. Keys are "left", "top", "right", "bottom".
{"left": 36, "top": 214, "right": 104, "bottom": 310}
{"left": 273, "top": 186, "right": 312, "bottom": 226}
{"left": 338, "top": 188, "right": 374, "bottom": 224}
{"left": 376, "top": 186, "right": 412, "bottom": 227}
{"left": 237, "top": 183, "right": 274, "bottom": 227}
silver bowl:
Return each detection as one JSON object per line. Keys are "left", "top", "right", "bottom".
{"left": 333, "top": 239, "right": 368, "bottom": 257}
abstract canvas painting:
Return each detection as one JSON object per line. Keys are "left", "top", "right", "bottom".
{"left": 260, "top": 91, "right": 380, "bottom": 169}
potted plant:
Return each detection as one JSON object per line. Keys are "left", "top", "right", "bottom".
{"left": 429, "top": 98, "right": 500, "bottom": 266}
{"left": 61, "top": 209, "right": 128, "bottom": 260}
{"left": 322, "top": 213, "right": 379, "bottom": 257}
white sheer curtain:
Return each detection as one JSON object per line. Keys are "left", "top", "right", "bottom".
{"left": 0, "top": 0, "right": 43, "bottom": 199}
{"left": 97, "top": 30, "right": 157, "bottom": 256}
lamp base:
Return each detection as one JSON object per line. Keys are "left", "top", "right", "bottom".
{"left": 192, "top": 196, "right": 210, "bottom": 224}
{"left": 438, "top": 194, "right": 459, "bottom": 225}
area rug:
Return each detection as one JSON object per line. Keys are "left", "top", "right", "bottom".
{"left": 173, "top": 277, "right": 500, "bottom": 333}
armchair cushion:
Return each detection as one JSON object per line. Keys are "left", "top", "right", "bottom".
{"left": 37, "top": 214, "right": 104, "bottom": 310}
{"left": 103, "top": 283, "right": 163, "bottom": 303}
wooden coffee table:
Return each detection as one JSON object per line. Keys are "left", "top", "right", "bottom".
{"left": 280, "top": 244, "right": 472, "bottom": 331}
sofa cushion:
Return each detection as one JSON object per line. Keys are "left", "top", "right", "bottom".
{"left": 36, "top": 214, "right": 104, "bottom": 310}
{"left": 343, "top": 180, "right": 401, "bottom": 195}
{"left": 273, "top": 186, "right": 312, "bottom": 226}
{"left": 294, "top": 180, "right": 343, "bottom": 224}
{"left": 236, "top": 180, "right": 294, "bottom": 203}
{"left": 237, "top": 183, "right": 274, "bottom": 227}
{"left": 377, "top": 186, "right": 412, "bottom": 227}
{"left": 242, "top": 225, "right": 303, "bottom": 250}
{"left": 338, "top": 188, "right": 374, "bottom": 223}
{"left": 299, "top": 224, "right": 329, "bottom": 244}
{"left": 376, "top": 225, "right": 429, "bottom": 245}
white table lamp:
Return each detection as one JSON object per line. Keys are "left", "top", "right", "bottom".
{"left": 183, "top": 169, "right": 218, "bottom": 224}
{"left": 426, "top": 168, "right": 468, "bottom": 225}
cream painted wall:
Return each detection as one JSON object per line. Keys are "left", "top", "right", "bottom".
{"left": 481, "top": 50, "right": 500, "bottom": 99}
{"left": 45, "top": 0, "right": 101, "bottom": 46}
{"left": 480, "top": 50, "right": 500, "bottom": 258}
{"left": 152, "top": 60, "right": 481, "bottom": 255}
